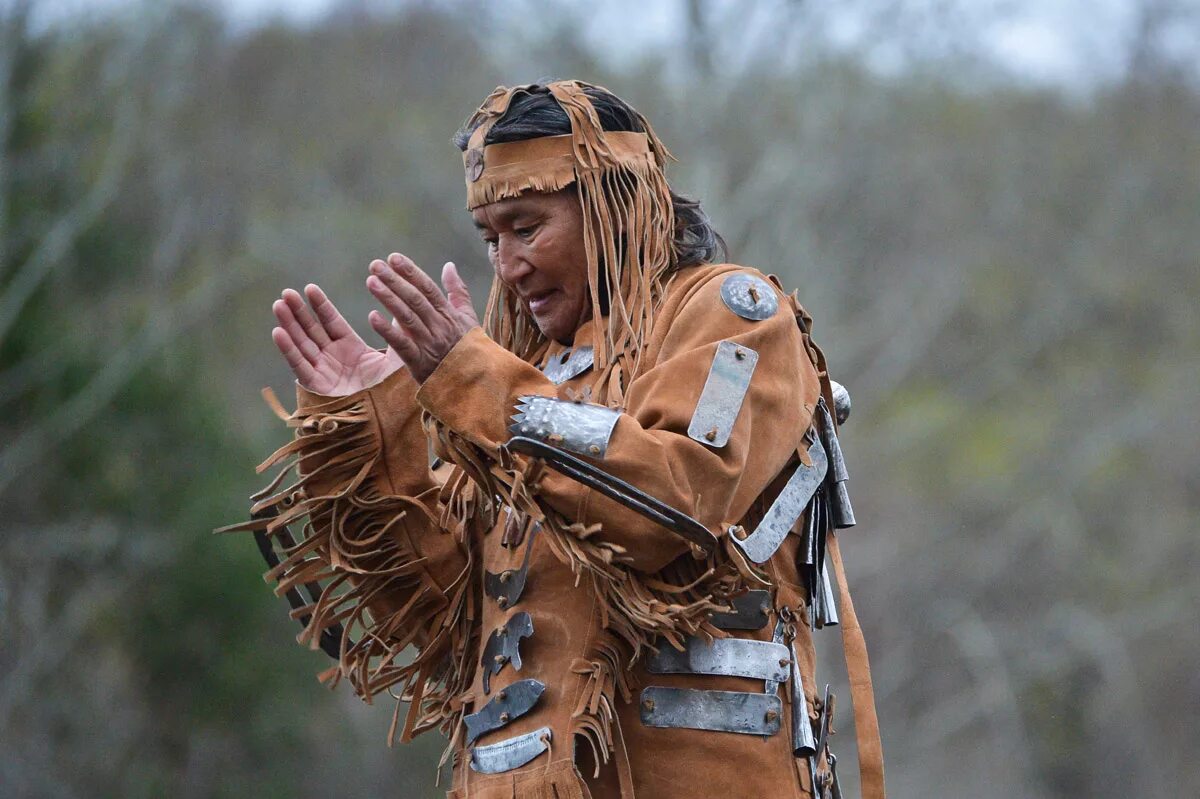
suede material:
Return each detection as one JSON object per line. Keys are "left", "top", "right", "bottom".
{"left": 277, "top": 264, "right": 880, "bottom": 798}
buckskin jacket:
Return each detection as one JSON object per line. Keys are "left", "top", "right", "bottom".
{"left": 246, "top": 262, "right": 884, "bottom": 799}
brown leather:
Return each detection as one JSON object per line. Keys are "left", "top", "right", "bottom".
{"left": 248, "top": 263, "right": 884, "bottom": 798}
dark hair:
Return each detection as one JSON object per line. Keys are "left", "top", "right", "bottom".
{"left": 453, "top": 84, "right": 726, "bottom": 267}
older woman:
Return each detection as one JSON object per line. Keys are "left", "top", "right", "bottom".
{"left": 246, "top": 80, "right": 883, "bottom": 799}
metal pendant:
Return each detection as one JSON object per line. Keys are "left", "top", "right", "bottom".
{"left": 790, "top": 641, "right": 816, "bottom": 756}
{"left": 720, "top": 273, "right": 779, "bottom": 321}
{"left": 687, "top": 340, "right": 759, "bottom": 448}
{"left": 639, "top": 687, "right": 783, "bottom": 736}
{"left": 510, "top": 396, "right": 621, "bottom": 459}
{"left": 464, "top": 678, "right": 546, "bottom": 744}
{"left": 709, "top": 590, "right": 771, "bottom": 630}
{"left": 733, "top": 439, "right": 828, "bottom": 564}
{"left": 816, "top": 399, "right": 856, "bottom": 529}
{"left": 480, "top": 611, "right": 533, "bottom": 694}
{"left": 648, "top": 636, "right": 791, "bottom": 683}
{"left": 469, "top": 726, "right": 552, "bottom": 774}
{"left": 541, "top": 345, "right": 595, "bottom": 385}
{"left": 484, "top": 524, "right": 538, "bottom": 609}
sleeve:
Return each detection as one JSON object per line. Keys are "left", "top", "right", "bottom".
{"left": 416, "top": 269, "right": 821, "bottom": 573}
{"left": 250, "top": 365, "right": 471, "bottom": 708}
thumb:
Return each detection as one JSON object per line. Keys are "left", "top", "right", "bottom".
{"left": 442, "top": 262, "right": 478, "bottom": 325}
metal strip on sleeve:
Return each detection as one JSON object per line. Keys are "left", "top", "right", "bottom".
{"left": 687, "top": 340, "right": 758, "bottom": 448}
{"left": 648, "top": 636, "right": 791, "bottom": 683}
{"left": 469, "top": 726, "right": 552, "bottom": 773}
{"left": 510, "top": 396, "right": 620, "bottom": 459}
{"left": 639, "top": 687, "right": 782, "bottom": 736}
{"left": 733, "top": 438, "right": 828, "bottom": 564}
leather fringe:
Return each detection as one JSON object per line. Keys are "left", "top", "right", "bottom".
{"left": 224, "top": 391, "right": 477, "bottom": 743}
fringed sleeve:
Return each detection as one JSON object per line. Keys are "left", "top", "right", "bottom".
{"left": 232, "top": 367, "right": 476, "bottom": 741}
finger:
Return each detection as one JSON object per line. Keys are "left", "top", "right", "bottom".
{"left": 441, "top": 262, "right": 478, "bottom": 325}
{"left": 368, "top": 309, "right": 422, "bottom": 366}
{"left": 304, "top": 284, "right": 357, "bottom": 341}
{"left": 273, "top": 297, "right": 321, "bottom": 364}
{"left": 282, "top": 287, "right": 332, "bottom": 348}
{"left": 387, "top": 252, "right": 454, "bottom": 318}
{"left": 272, "top": 326, "right": 320, "bottom": 385}
{"left": 367, "top": 266, "right": 433, "bottom": 339}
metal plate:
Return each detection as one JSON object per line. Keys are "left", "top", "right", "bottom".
{"left": 687, "top": 340, "right": 758, "bottom": 448}
{"left": 464, "top": 678, "right": 546, "bottom": 744}
{"left": 765, "top": 617, "right": 787, "bottom": 696}
{"left": 720, "top": 273, "right": 779, "bottom": 321}
{"left": 734, "top": 439, "right": 828, "bottom": 564}
{"left": 790, "top": 641, "right": 816, "bottom": 756}
{"left": 484, "top": 524, "right": 538, "bottom": 609}
{"left": 829, "top": 380, "right": 851, "bottom": 426}
{"left": 648, "top": 636, "right": 790, "bottom": 683}
{"left": 510, "top": 396, "right": 621, "bottom": 459}
{"left": 541, "top": 345, "right": 595, "bottom": 385}
{"left": 709, "top": 590, "right": 771, "bottom": 630}
{"left": 816, "top": 399, "right": 856, "bottom": 528}
{"left": 639, "top": 687, "right": 783, "bottom": 736}
{"left": 817, "top": 561, "right": 839, "bottom": 628}
{"left": 480, "top": 611, "right": 533, "bottom": 694}
{"left": 469, "top": 726, "right": 552, "bottom": 774}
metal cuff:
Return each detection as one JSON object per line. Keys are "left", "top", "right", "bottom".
{"left": 510, "top": 395, "right": 620, "bottom": 459}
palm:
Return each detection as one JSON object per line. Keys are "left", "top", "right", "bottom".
{"left": 271, "top": 285, "right": 403, "bottom": 396}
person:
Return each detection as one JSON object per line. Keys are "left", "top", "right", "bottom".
{"left": 238, "top": 80, "right": 885, "bottom": 799}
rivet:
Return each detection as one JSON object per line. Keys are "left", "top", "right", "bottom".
{"left": 497, "top": 597, "right": 509, "bottom": 609}
{"left": 705, "top": 427, "right": 718, "bottom": 442}
{"left": 779, "top": 658, "right": 791, "bottom": 668}
{"left": 499, "top": 570, "right": 512, "bottom": 584}
{"left": 588, "top": 445, "right": 601, "bottom": 455}
{"left": 748, "top": 286, "right": 760, "bottom": 303}
{"left": 494, "top": 654, "right": 506, "bottom": 665}
{"left": 498, "top": 712, "right": 511, "bottom": 723}
{"left": 498, "top": 690, "right": 507, "bottom": 700}
{"left": 765, "top": 709, "right": 779, "bottom": 723}
{"left": 642, "top": 699, "right": 655, "bottom": 712}
{"left": 735, "top": 348, "right": 746, "bottom": 360}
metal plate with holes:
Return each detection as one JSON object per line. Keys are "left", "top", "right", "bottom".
{"left": 469, "top": 726, "right": 552, "bottom": 774}
{"left": 687, "top": 341, "right": 758, "bottom": 448}
{"left": 709, "top": 590, "right": 771, "bottom": 630}
{"left": 510, "top": 396, "right": 621, "bottom": 459}
{"left": 720, "top": 273, "right": 779, "bottom": 321}
{"left": 648, "top": 636, "right": 791, "bottom": 683}
{"left": 733, "top": 439, "right": 828, "bottom": 564}
{"left": 484, "top": 524, "right": 538, "bottom": 609}
{"left": 639, "top": 687, "right": 783, "bottom": 736}
{"left": 480, "top": 611, "right": 533, "bottom": 694}
{"left": 541, "top": 345, "right": 595, "bottom": 385}
{"left": 464, "top": 678, "right": 545, "bottom": 744}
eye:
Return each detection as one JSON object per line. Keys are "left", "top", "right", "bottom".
{"left": 514, "top": 225, "right": 537, "bottom": 240}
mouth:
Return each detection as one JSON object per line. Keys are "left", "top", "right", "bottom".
{"left": 525, "top": 289, "right": 558, "bottom": 315}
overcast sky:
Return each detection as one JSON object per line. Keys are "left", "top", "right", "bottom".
{"left": 20, "top": 0, "right": 1192, "bottom": 88}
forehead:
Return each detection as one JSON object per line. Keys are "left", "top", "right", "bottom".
{"left": 471, "top": 189, "right": 576, "bottom": 227}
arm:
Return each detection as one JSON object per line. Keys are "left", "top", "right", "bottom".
{"left": 416, "top": 268, "right": 822, "bottom": 572}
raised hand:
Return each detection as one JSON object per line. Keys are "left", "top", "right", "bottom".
{"left": 271, "top": 284, "right": 403, "bottom": 395}
{"left": 365, "top": 253, "right": 480, "bottom": 383}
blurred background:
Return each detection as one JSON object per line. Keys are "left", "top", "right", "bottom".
{"left": 1, "top": 0, "right": 1196, "bottom": 796}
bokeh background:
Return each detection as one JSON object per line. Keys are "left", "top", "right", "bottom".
{"left": 1, "top": 0, "right": 1197, "bottom": 796}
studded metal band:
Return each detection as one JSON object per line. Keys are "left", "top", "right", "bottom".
{"left": 541, "top": 345, "right": 595, "bottom": 385}
{"left": 639, "top": 687, "right": 783, "bottom": 736}
{"left": 510, "top": 396, "right": 621, "bottom": 459}
{"left": 720, "top": 273, "right": 779, "bottom": 321}
{"left": 464, "top": 678, "right": 546, "bottom": 744}
{"left": 648, "top": 636, "right": 791, "bottom": 683}
{"left": 469, "top": 726, "right": 552, "bottom": 774}
{"left": 687, "top": 340, "right": 758, "bottom": 448}
{"left": 733, "top": 438, "right": 828, "bottom": 564}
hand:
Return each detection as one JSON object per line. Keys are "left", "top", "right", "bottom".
{"left": 365, "top": 253, "right": 480, "bottom": 384}
{"left": 271, "top": 284, "right": 403, "bottom": 395}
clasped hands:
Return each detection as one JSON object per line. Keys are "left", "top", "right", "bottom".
{"left": 270, "top": 253, "right": 480, "bottom": 395}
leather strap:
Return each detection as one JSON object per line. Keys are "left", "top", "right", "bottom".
{"left": 827, "top": 532, "right": 886, "bottom": 799}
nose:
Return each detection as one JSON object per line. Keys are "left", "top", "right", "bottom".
{"left": 493, "top": 235, "right": 533, "bottom": 287}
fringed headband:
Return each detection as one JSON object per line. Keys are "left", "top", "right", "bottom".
{"left": 462, "top": 80, "right": 678, "bottom": 402}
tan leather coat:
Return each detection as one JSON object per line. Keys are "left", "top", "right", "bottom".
{"left": 259, "top": 263, "right": 883, "bottom": 799}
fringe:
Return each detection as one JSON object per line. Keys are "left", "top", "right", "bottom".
{"left": 224, "top": 391, "right": 478, "bottom": 744}
{"left": 450, "top": 759, "right": 589, "bottom": 799}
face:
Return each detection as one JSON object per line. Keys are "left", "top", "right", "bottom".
{"left": 472, "top": 188, "right": 590, "bottom": 344}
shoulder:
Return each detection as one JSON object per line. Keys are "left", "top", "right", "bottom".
{"left": 652, "top": 264, "right": 794, "bottom": 347}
